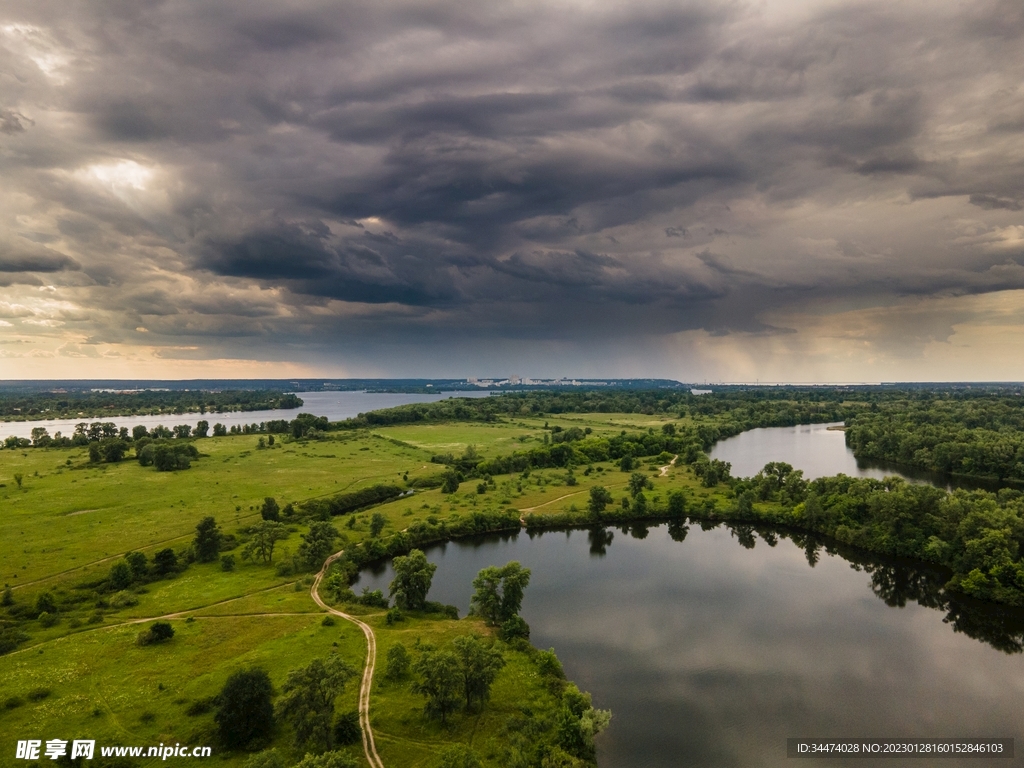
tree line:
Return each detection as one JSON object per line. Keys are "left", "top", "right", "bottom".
{"left": 0, "top": 390, "right": 302, "bottom": 421}
{"left": 845, "top": 395, "right": 1024, "bottom": 483}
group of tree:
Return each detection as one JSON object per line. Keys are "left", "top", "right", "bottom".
{"left": 470, "top": 561, "right": 531, "bottom": 641}
{"left": 845, "top": 395, "right": 1024, "bottom": 483}
{"left": 107, "top": 547, "right": 180, "bottom": 590}
{"left": 216, "top": 655, "right": 358, "bottom": 766}
{"left": 300, "top": 485, "right": 403, "bottom": 519}
{"left": 412, "top": 635, "right": 506, "bottom": 724}
{"left": 0, "top": 389, "right": 302, "bottom": 422}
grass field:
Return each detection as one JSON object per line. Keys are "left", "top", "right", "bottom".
{"left": 0, "top": 412, "right": 710, "bottom": 767}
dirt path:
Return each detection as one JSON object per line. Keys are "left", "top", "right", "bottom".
{"left": 660, "top": 456, "right": 678, "bottom": 476}
{"left": 312, "top": 550, "right": 385, "bottom": 768}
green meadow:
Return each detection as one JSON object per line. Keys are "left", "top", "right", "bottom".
{"left": 0, "top": 412, "right": 708, "bottom": 767}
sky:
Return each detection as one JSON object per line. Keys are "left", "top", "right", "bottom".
{"left": 1, "top": 0, "right": 1023, "bottom": 383}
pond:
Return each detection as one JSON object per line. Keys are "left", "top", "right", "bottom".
{"left": 356, "top": 523, "right": 1024, "bottom": 767}
{"left": 0, "top": 389, "right": 492, "bottom": 440}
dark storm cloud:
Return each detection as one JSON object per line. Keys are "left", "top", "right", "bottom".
{"left": 0, "top": 240, "right": 80, "bottom": 273}
{"left": 1, "top": 0, "right": 1023, "bottom": 374}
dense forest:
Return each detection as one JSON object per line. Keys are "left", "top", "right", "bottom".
{"left": 845, "top": 396, "right": 1024, "bottom": 484}
{"left": 338, "top": 388, "right": 858, "bottom": 432}
{"left": 0, "top": 390, "right": 302, "bottom": 421}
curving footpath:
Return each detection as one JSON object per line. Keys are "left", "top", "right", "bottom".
{"left": 312, "top": 551, "right": 385, "bottom": 768}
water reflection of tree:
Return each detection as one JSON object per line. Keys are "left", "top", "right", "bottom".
{"left": 705, "top": 519, "right": 1024, "bottom": 654}
{"left": 588, "top": 526, "right": 614, "bottom": 556}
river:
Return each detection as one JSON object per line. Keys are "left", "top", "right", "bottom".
{"left": 0, "top": 389, "right": 492, "bottom": 440}
{"left": 356, "top": 523, "right": 1024, "bottom": 768}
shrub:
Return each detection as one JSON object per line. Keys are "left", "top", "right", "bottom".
{"left": 137, "top": 621, "right": 175, "bottom": 645}
{"left": 221, "top": 554, "right": 236, "bottom": 572}
{"left": 333, "top": 710, "right": 361, "bottom": 745}
{"left": 26, "top": 687, "right": 51, "bottom": 702}
{"left": 109, "top": 591, "right": 139, "bottom": 609}
{"left": 37, "top": 611, "right": 57, "bottom": 628}
{"left": 384, "top": 643, "right": 411, "bottom": 681}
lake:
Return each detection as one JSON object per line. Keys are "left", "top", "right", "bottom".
{"left": 356, "top": 523, "right": 1024, "bottom": 767}
{"left": 708, "top": 421, "right": 989, "bottom": 490}
{"left": 0, "top": 389, "right": 491, "bottom": 440}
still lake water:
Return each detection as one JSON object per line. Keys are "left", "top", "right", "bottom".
{"left": 0, "top": 389, "right": 491, "bottom": 440}
{"left": 355, "top": 422, "right": 1024, "bottom": 767}
{"left": 358, "top": 524, "right": 1024, "bottom": 768}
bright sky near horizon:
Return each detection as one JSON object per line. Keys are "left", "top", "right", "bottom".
{"left": 1, "top": 0, "right": 1023, "bottom": 382}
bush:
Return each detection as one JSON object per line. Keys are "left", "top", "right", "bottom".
{"left": 221, "top": 554, "right": 236, "bottom": 572}
{"left": 109, "top": 591, "right": 139, "bottom": 608}
{"left": 358, "top": 588, "right": 389, "bottom": 608}
{"left": 137, "top": 621, "right": 175, "bottom": 645}
{"left": 385, "top": 606, "right": 405, "bottom": 625}
{"left": 499, "top": 614, "right": 530, "bottom": 642}
{"left": 185, "top": 697, "right": 217, "bottom": 716}
{"left": 384, "top": 643, "right": 411, "bottom": 681}
{"left": 37, "top": 611, "right": 57, "bottom": 628}
{"left": 26, "top": 687, "right": 51, "bottom": 702}
{"left": 333, "top": 710, "right": 361, "bottom": 745}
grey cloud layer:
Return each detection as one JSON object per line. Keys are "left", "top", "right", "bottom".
{"left": 1, "top": 0, "right": 1023, "bottom": 371}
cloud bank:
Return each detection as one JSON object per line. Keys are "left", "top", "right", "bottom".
{"left": 1, "top": 0, "right": 1022, "bottom": 380}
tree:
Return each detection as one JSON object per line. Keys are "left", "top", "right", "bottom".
{"left": 628, "top": 472, "right": 649, "bottom": 498}
{"left": 108, "top": 560, "right": 134, "bottom": 591}
{"left": 667, "top": 490, "right": 687, "bottom": 517}
{"left": 389, "top": 549, "right": 437, "bottom": 610}
{"left": 277, "top": 655, "right": 356, "bottom": 753}
{"left": 1, "top": 585, "right": 13, "bottom": 606}
{"left": 261, "top": 497, "right": 280, "bottom": 521}
{"left": 441, "top": 470, "right": 460, "bottom": 494}
{"left": 412, "top": 648, "right": 462, "bottom": 724}
{"left": 587, "top": 486, "right": 613, "bottom": 517}
{"left": 35, "top": 591, "right": 57, "bottom": 615}
{"left": 451, "top": 634, "right": 505, "bottom": 710}
{"left": 132, "top": 425, "right": 149, "bottom": 441}
{"left": 243, "top": 521, "right": 288, "bottom": 565}
{"left": 470, "top": 561, "right": 531, "bottom": 626}
{"left": 194, "top": 516, "right": 223, "bottom": 563}
{"left": 101, "top": 439, "right": 128, "bottom": 462}
{"left": 556, "top": 684, "right": 612, "bottom": 761}
{"left": 369, "top": 512, "right": 387, "bottom": 538}
{"left": 213, "top": 423, "right": 227, "bottom": 437}
{"left": 216, "top": 668, "right": 275, "bottom": 750}
{"left": 125, "top": 551, "right": 148, "bottom": 580}
{"left": 195, "top": 420, "right": 210, "bottom": 438}
{"left": 174, "top": 424, "right": 192, "bottom": 439}
{"left": 298, "top": 521, "right": 339, "bottom": 570}
{"left": 384, "top": 643, "right": 411, "bottom": 681}
{"left": 153, "top": 548, "right": 179, "bottom": 576}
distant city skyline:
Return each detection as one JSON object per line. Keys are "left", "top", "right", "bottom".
{"left": 1, "top": 1, "right": 1023, "bottom": 381}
